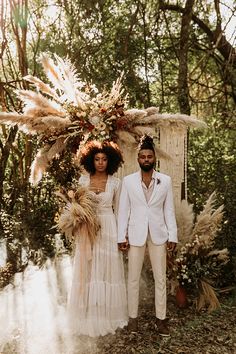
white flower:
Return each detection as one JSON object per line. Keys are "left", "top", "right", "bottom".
{"left": 76, "top": 111, "right": 87, "bottom": 118}
{"left": 89, "top": 116, "right": 100, "bottom": 126}
{"left": 90, "top": 84, "right": 98, "bottom": 93}
{"left": 96, "top": 121, "right": 106, "bottom": 130}
{"left": 91, "top": 128, "right": 98, "bottom": 135}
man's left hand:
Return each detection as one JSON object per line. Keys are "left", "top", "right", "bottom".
{"left": 167, "top": 241, "right": 177, "bottom": 252}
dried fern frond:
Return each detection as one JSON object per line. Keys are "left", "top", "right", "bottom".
{"left": 0, "top": 112, "right": 32, "bottom": 129}
{"left": 133, "top": 113, "right": 160, "bottom": 126}
{"left": 145, "top": 106, "right": 159, "bottom": 115}
{"left": 17, "top": 90, "right": 65, "bottom": 117}
{"left": 54, "top": 55, "right": 86, "bottom": 106}
{"left": 134, "top": 112, "right": 207, "bottom": 129}
{"left": 207, "top": 248, "right": 229, "bottom": 264}
{"left": 46, "top": 137, "right": 66, "bottom": 160}
{"left": 29, "top": 147, "right": 50, "bottom": 185}
{"left": 157, "top": 113, "right": 207, "bottom": 128}
{"left": 176, "top": 199, "right": 194, "bottom": 246}
{"left": 54, "top": 190, "right": 70, "bottom": 204}
{"left": 41, "top": 115, "right": 71, "bottom": 130}
{"left": 104, "top": 74, "right": 125, "bottom": 109}
{"left": 115, "top": 130, "right": 137, "bottom": 145}
{"left": 23, "top": 75, "right": 60, "bottom": 100}
{"left": 132, "top": 125, "right": 155, "bottom": 136}
{"left": 191, "top": 192, "right": 224, "bottom": 250}
{"left": 0, "top": 114, "right": 40, "bottom": 135}
{"left": 41, "top": 54, "right": 65, "bottom": 92}
{"left": 29, "top": 138, "right": 66, "bottom": 185}
{"left": 199, "top": 191, "right": 217, "bottom": 216}
{"left": 124, "top": 108, "right": 147, "bottom": 122}
{"left": 197, "top": 279, "right": 220, "bottom": 312}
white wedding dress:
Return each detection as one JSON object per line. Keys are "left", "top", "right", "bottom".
{"left": 68, "top": 174, "right": 128, "bottom": 337}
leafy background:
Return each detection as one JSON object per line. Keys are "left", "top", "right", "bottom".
{"left": 0, "top": 0, "right": 235, "bottom": 287}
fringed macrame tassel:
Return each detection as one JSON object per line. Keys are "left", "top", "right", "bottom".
{"left": 159, "top": 125, "right": 187, "bottom": 209}
{"left": 184, "top": 129, "right": 188, "bottom": 200}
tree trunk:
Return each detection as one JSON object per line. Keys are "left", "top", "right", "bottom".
{"left": 160, "top": 0, "right": 236, "bottom": 104}
{"left": 177, "top": 0, "right": 195, "bottom": 115}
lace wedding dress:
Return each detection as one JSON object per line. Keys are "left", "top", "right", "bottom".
{"left": 68, "top": 174, "right": 128, "bottom": 337}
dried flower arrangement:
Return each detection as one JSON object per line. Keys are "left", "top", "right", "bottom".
{"left": 55, "top": 184, "right": 100, "bottom": 244}
{"left": 0, "top": 54, "right": 206, "bottom": 186}
{"left": 171, "top": 192, "right": 229, "bottom": 312}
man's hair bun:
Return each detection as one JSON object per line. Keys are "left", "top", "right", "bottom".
{"left": 138, "top": 134, "right": 155, "bottom": 152}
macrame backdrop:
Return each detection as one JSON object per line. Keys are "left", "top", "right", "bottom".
{"left": 159, "top": 125, "right": 188, "bottom": 209}
{"left": 116, "top": 144, "right": 139, "bottom": 178}
{"left": 116, "top": 125, "right": 189, "bottom": 210}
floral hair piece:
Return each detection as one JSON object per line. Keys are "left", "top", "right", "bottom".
{"left": 138, "top": 134, "right": 155, "bottom": 152}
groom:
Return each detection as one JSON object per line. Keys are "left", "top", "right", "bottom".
{"left": 117, "top": 134, "right": 178, "bottom": 336}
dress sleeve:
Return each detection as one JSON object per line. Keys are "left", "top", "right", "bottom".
{"left": 79, "top": 174, "right": 89, "bottom": 187}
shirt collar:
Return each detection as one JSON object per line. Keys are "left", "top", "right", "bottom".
{"left": 139, "top": 170, "right": 161, "bottom": 185}
{"left": 139, "top": 170, "right": 157, "bottom": 180}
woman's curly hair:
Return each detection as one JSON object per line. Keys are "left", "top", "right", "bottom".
{"left": 79, "top": 140, "right": 124, "bottom": 175}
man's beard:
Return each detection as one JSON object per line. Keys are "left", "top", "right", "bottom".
{"left": 139, "top": 162, "right": 155, "bottom": 172}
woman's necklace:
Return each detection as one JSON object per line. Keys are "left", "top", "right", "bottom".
{"left": 90, "top": 175, "right": 108, "bottom": 194}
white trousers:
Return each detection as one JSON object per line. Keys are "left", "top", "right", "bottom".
{"left": 128, "top": 237, "right": 167, "bottom": 320}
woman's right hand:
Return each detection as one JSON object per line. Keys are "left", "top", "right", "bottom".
{"left": 118, "top": 240, "right": 130, "bottom": 252}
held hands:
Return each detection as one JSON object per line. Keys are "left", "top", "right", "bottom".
{"left": 118, "top": 239, "right": 130, "bottom": 252}
{"left": 118, "top": 240, "right": 176, "bottom": 253}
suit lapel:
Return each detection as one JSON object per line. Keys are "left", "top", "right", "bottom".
{"left": 134, "top": 172, "right": 147, "bottom": 204}
{"left": 148, "top": 171, "right": 161, "bottom": 205}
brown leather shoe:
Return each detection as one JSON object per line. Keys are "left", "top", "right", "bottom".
{"left": 156, "top": 318, "right": 170, "bottom": 337}
{"left": 128, "top": 317, "right": 138, "bottom": 332}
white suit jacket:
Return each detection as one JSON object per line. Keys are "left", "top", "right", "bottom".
{"left": 117, "top": 170, "right": 178, "bottom": 246}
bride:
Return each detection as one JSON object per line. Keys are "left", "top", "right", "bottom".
{"left": 68, "top": 140, "right": 128, "bottom": 337}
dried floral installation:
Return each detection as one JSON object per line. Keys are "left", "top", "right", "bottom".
{"left": 172, "top": 192, "right": 229, "bottom": 312}
{"left": 0, "top": 54, "right": 206, "bottom": 185}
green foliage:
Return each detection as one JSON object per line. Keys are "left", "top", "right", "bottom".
{"left": 0, "top": 0, "right": 235, "bottom": 288}
{"left": 0, "top": 176, "right": 61, "bottom": 269}
{"left": 188, "top": 117, "right": 236, "bottom": 285}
